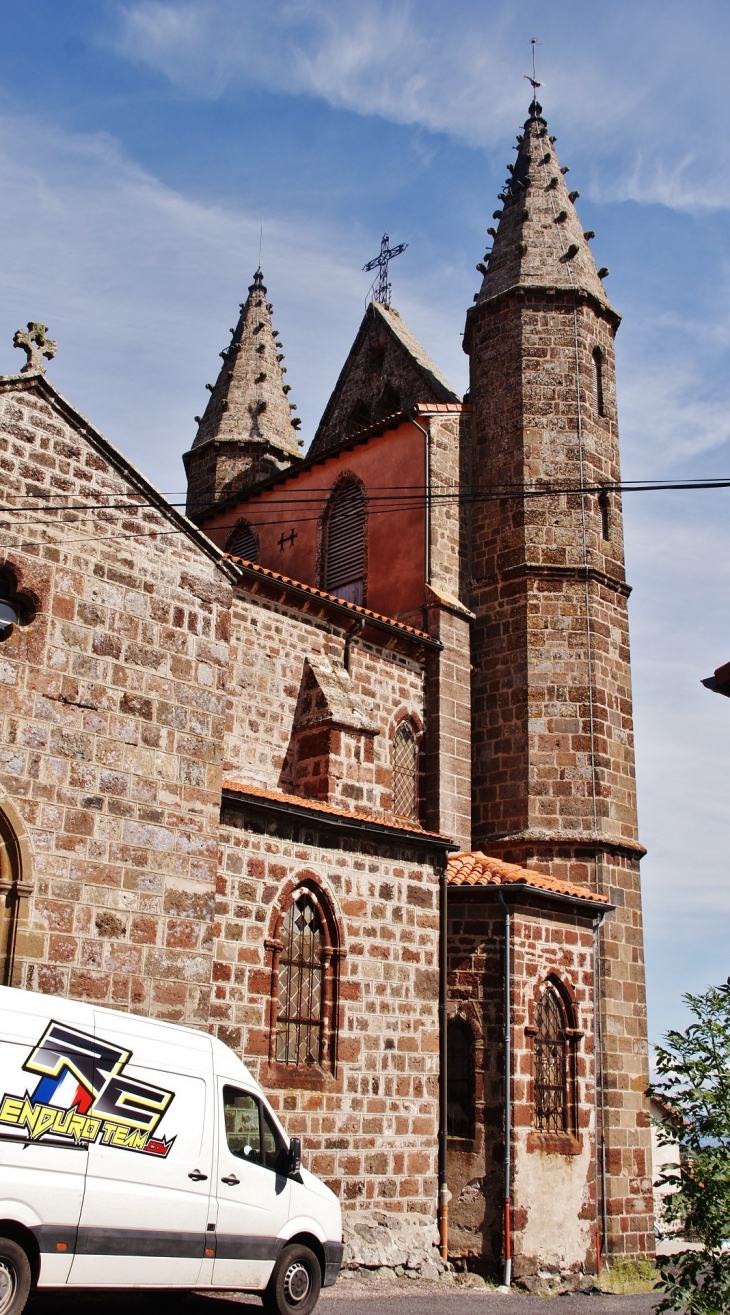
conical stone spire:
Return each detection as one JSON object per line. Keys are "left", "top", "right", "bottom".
{"left": 476, "top": 99, "right": 612, "bottom": 311}
{"left": 184, "top": 270, "right": 302, "bottom": 520}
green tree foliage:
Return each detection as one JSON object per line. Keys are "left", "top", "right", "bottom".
{"left": 649, "top": 978, "right": 730, "bottom": 1313}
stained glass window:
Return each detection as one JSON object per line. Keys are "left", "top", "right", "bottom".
{"left": 276, "top": 894, "right": 323, "bottom": 1066}
{"left": 534, "top": 984, "right": 568, "bottom": 1133}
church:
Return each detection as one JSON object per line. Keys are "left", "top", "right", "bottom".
{"left": 0, "top": 97, "right": 654, "bottom": 1286}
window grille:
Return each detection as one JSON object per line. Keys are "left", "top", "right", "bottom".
{"left": 276, "top": 894, "right": 323, "bottom": 1066}
{"left": 393, "top": 721, "right": 418, "bottom": 819}
{"left": 325, "top": 482, "right": 366, "bottom": 604}
{"left": 447, "top": 1018, "right": 473, "bottom": 1138}
{"left": 227, "top": 522, "right": 259, "bottom": 563}
{"left": 534, "top": 984, "right": 568, "bottom": 1132}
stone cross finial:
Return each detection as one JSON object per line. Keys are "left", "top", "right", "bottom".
{"left": 13, "top": 322, "right": 57, "bottom": 374}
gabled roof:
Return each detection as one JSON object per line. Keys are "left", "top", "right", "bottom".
{"left": 447, "top": 851, "right": 609, "bottom": 906}
{"left": 310, "top": 301, "right": 461, "bottom": 457}
{"left": 0, "top": 371, "right": 236, "bottom": 580}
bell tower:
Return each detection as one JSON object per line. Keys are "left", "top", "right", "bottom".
{"left": 464, "top": 98, "right": 654, "bottom": 1260}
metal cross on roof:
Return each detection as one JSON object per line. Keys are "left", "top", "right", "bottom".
{"left": 362, "top": 233, "right": 408, "bottom": 308}
{"left": 13, "top": 322, "right": 57, "bottom": 374}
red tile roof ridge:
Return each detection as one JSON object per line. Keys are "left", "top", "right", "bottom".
{"left": 221, "top": 779, "right": 449, "bottom": 839}
{"left": 224, "top": 556, "right": 432, "bottom": 640}
{"left": 447, "top": 850, "right": 609, "bottom": 904}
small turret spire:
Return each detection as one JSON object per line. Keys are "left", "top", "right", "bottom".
{"left": 184, "top": 271, "right": 302, "bottom": 520}
{"left": 191, "top": 269, "right": 301, "bottom": 455}
{"left": 474, "top": 98, "right": 613, "bottom": 312}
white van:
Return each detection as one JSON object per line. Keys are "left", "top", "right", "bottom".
{"left": 0, "top": 985, "right": 342, "bottom": 1315}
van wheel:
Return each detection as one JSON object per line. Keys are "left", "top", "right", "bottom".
{"left": 264, "top": 1244, "right": 321, "bottom": 1315}
{"left": 0, "top": 1238, "right": 31, "bottom": 1315}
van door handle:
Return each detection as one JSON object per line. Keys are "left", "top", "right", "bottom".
{"left": 188, "top": 1170, "right": 208, "bottom": 1181}
{"left": 221, "top": 1174, "right": 240, "bottom": 1186}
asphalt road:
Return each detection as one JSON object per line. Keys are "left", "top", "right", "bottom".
{"left": 27, "top": 1282, "right": 663, "bottom": 1315}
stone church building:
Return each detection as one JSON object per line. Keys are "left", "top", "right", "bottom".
{"left": 0, "top": 99, "right": 653, "bottom": 1284}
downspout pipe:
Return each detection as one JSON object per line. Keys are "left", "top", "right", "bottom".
{"left": 343, "top": 618, "right": 364, "bottom": 673}
{"left": 411, "top": 416, "right": 431, "bottom": 586}
{"left": 497, "top": 888, "right": 512, "bottom": 1288}
{"left": 438, "top": 855, "right": 449, "bottom": 1261}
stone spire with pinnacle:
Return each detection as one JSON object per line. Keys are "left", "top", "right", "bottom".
{"left": 475, "top": 98, "right": 612, "bottom": 313}
{"left": 184, "top": 269, "right": 302, "bottom": 520}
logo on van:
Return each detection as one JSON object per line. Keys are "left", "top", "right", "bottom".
{"left": 0, "top": 1021, "right": 176, "bottom": 1157}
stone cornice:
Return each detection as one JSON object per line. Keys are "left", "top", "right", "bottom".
{"left": 472, "top": 561, "right": 631, "bottom": 597}
{"left": 463, "top": 283, "right": 622, "bottom": 354}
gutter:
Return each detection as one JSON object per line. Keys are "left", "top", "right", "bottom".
{"left": 221, "top": 788, "right": 458, "bottom": 853}
{"left": 228, "top": 559, "right": 443, "bottom": 653}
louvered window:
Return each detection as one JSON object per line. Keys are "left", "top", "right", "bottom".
{"left": 325, "top": 482, "right": 365, "bottom": 604}
{"left": 276, "top": 894, "right": 323, "bottom": 1066}
{"left": 534, "top": 985, "right": 568, "bottom": 1132}
{"left": 393, "top": 720, "right": 418, "bottom": 819}
{"left": 227, "top": 521, "right": 259, "bottom": 563}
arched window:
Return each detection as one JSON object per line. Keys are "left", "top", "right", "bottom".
{"left": 534, "top": 981, "right": 571, "bottom": 1133}
{"left": 227, "top": 521, "right": 259, "bottom": 563}
{"left": 324, "top": 481, "right": 366, "bottom": 605}
{"left": 0, "top": 807, "right": 24, "bottom": 986}
{"left": 393, "top": 719, "right": 418, "bottom": 819}
{"left": 592, "top": 347, "right": 605, "bottom": 417}
{"left": 276, "top": 892, "right": 324, "bottom": 1067}
{"left": 447, "top": 1017, "right": 474, "bottom": 1138}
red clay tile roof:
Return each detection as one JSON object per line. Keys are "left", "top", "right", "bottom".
{"left": 224, "top": 556, "right": 434, "bottom": 643}
{"left": 221, "top": 779, "right": 451, "bottom": 841}
{"left": 447, "top": 851, "right": 609, "bottom": 904}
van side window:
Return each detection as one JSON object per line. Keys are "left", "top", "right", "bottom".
{"left": 223, "top": 1087, "right": 262, "bottom": 1164}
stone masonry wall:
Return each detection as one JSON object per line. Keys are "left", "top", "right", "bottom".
{"left": 215, "top": 806, "right": 441, "bottom": 1215}
{"left": 224, "top": 591, "right": 427, "bottom": 822}
{"left": 0, "top": 375, "right": 232, "bottom": 1023}
{"left": 447, "top": 895, "right": 598, "bottom": 1283}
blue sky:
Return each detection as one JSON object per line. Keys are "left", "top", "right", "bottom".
{"left": 2, "top": 0, "right": 730, "bottom": 1043}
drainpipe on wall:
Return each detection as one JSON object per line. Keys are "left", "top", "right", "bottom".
{"left": 438, "top": 855, "right": 449, "bottom": 1262}
{"left": 497, "top": 888, "right": 512, "bottom": 1288}
{"left": 343, "top": 618, "right": 364, "bottom": 673}
{"left": 411, "top": 416, "right": 431, "bottom": 586}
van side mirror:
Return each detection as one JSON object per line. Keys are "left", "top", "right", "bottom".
{"left": 287, "top": 1137, "right": 301, "bottom": 1175}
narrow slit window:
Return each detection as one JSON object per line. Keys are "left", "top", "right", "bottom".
{"left": 598, "top": 489, "right": 611, "bottom": 541}
{"left": 534, "top": 984, "right": 568, "bottom": 1133}
{"left": 393, "top": 720, "right": 418, "bottom": 819}
{"left": 447, "top": 1018, "right": 474, "bottom": 1138}
{"left": 325, "top": 481, "right": 366, "bottom": 605}
{"left": 276, "top": 894, "right": 323, "bottom": 1067}
{"left": 592, "top": 348, "right": 605, "bottom": 417}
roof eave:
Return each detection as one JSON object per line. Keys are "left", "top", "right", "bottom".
{"left": 222, "top": 785, "right": 458, "bottom": 851}
{"left": 447, "top": 880, "right": 613, "bottom": 917}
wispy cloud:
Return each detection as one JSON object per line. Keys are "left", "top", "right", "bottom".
{"left": 0, "top": 108, "right": 466, "bottom": 492}
{"left": 112, "top": 0, "right": 730, "bottom": 211}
